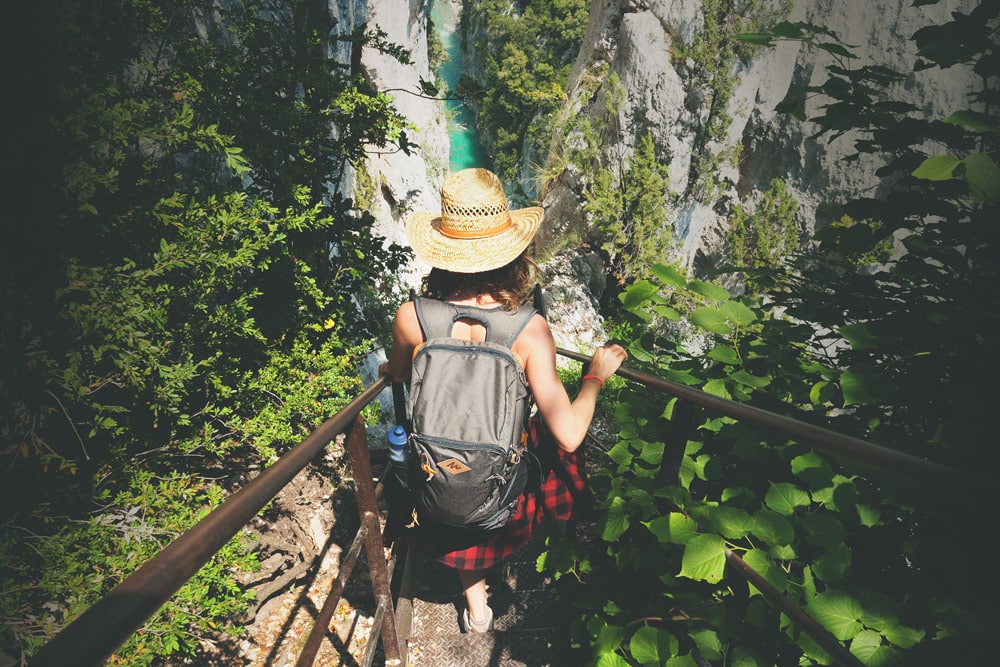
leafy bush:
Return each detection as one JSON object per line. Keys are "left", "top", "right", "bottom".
{"left": 541, "top": 4, "right": 996, "bottom": 665}
{"left": 1, "top": 0, "right": 411, "bottom": 662}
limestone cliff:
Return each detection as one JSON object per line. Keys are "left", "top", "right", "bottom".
{"left": 547, "top": 0, "right": 979, "bottom": 278}
{"left": 350, "top": 0, "right": 450, "bottom": 290}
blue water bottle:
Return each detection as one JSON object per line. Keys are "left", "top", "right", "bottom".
{"left": 387, "top": 425, "right": 409, "bottom": 466}
{"left": 387, "top": 425, "right": 410, "bottom": 496}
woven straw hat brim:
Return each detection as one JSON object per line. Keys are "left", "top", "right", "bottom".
{"left": 406, "top": 207, "right": 543, "bottom": 273}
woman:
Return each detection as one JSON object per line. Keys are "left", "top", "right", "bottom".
{"left": 380, "top": 168, "right": 626, "bottom": 633}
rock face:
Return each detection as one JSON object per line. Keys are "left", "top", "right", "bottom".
{"left": 350, "top": 0, "right": 450, "bottom": 292}
{"left": 547, "top": 0, "right": 979, "bottom": 277}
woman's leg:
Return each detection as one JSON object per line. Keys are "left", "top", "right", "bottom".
{"left": 457, "top": 568, "right": 492, "bottom": 630}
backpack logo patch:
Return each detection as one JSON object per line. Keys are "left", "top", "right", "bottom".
{"left": 438, "top": 458, "right": 471, "bottom": 475}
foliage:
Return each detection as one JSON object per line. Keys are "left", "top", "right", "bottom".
{"left": 1, "top": 0, "right": 411, "bottom": 662}
{"left": 584, "top": 132, "right": 677, "bottom": 285}
{"left": 461, "top": 0, "right": 589, "bottom": 183}
{"left": 1, "top": 470, "right": 258, "bottom": 663}
{"left": 677, "top": 0, "right": 792, "bottom": 201}
{"left": 541, "top": 3, "right": 996, "bottom": 665}
{"left": 727, "top": 178, "right": 800, "bottom": 293}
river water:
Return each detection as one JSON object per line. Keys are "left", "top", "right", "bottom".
{"left": 431, "top": 0, "right": 491, "bottom": 172}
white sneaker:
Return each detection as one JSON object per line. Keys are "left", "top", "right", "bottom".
{"left": 462, "top": 605, "right": 494, "bottom": 633}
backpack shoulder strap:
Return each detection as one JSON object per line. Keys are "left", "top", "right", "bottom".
{"left": 413, "top": 297, "right": 536, "bottom": 349}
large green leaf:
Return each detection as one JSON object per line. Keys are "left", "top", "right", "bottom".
{"left": 600, "top": 495, "right": 630, "bottom": 541}
{"left": 688, "top": 280, "right": 731, "bottom": 302}
{"left": 839, "top": 367, "right": 889, "bottom": 406}
{"left": 644, "top": 512, "right": 699, "bottom": 545}
{"left": 942, "top": 110, "right": 1000, "bottom": 134}
{"left": 838, "top": 323, "right": 880, "bottom": 350}
{"left": 689, "top": 628, "right": 723, "bottom": 660}
{"left": 621, "top": 280, "right": 659, "bottom": 310}
{"left": 812, "top": 542, "right": 852, "bottom": 582}
{"left": 720, "top": 300, "right": 756, "bottom": 326}
{"left": 752, "top": 508, "right": 795, "bottom": 546}
{"left": 679, "top": 534, "right": 727, "bottom": 583}
{"left": 594, "top": 650, "right": 630, "bottom": 667}
{"left": 743, "top": 548, "right": 788, "bottom": 596}
{"left": 911, "top": 154, "right": 961, "bottom": 181}
{"left": 651, "top": 263, "right": 687, "bottom": 287}
{"left": 690, "top": 307, "right": 732, "bottom": 335}
{"left": 629, "top": 626, "right": 678, "bottom": 663}
{"left": 806, "top": 591, "right": 864, "bottom": 640}
{"left": 707, "top": 345, "right": 741, "bottom": 365}
{"left": 764, "top": 482, "right": 811, "bottom": 516}
{"left": 964, "top": 151, "right": 1000, "bottom": 203}
{"left": 802, "top": 513, "right": 847, "bottom": 549}
{"left": 850, "top": 629, "right": 897, "bottom": 665}
{"left": 705, "top": 506, "right": 755, "bottom": 539}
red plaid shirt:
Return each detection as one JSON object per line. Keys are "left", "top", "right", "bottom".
{"left": 403, "top": 417, "right": 590, "bottom": 571}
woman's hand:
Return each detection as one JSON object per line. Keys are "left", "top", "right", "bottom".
{"left": 586, "top": 344, "right": 628, "bottom": 384}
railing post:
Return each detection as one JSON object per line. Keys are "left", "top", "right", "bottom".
{"left": 342, "top": 414, "right": 403, "bottom": 663}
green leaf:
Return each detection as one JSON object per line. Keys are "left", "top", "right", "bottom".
{"left": 707, "top": 345, "right": 741, "bottom": 365}
{"left": 688, "top": 280, "right": 731, "bottom": 302}
{"left": 702, "top": 379, "right": 731, "bottom": 399}
{"left": 802, "top": 513, "right": 847, "bottom": 549}
{"left": 840, "top": 367, "right": 889, "bottom": 406}
{"left": 911, "top": 154, "right": 961, "bottom": 181}
{"left": 691, "top": 308, "right": 731, "bottom": 335}
{"left": 809, "top": 380, "right": 836, "bottom": 405}
{"left": 705, "top": 506, "right": 755, "bottom": 539}
{"left": 689, "top": 628, "right": 723, "bottom": 660}
{"left": 644, "top": 512, "right": 699, "bottom": 545}
{"left": 806, "top": 591, "right": 864, "bottom": 640}
{"left": 942, "top": 110, "right": 1000, "bottom": 134}
{"left": 720, "top": 300, "right": 756, "bottom": 326}
{"left": 679, "top": 534, "right": 727, "bottom": 583}
{"left": 752, "top": 508, "right": 795, "bottom": 547}
{"left": 600, "top": 496, "right": 630, "bottom": 541}
{"left": 630, "top": 626, "right": 678, "bottom": 663}
{"left": 594, "top": 649, "right": 630, "bottom": 667}
{"left": 838, "top": 323, "right": 879, "bottom": 350}
{"left": 813, "top": 543, "right": 852, "bottom": 582}
{"left": 621, "top": 280, "right": 659, "bottom": 310}
{"left": 764, "top": 482, "right": 811, "bottom": 516}
{"left": 883, "top": 623, "right": 925, "bottom": 649}
{"left": 729, "top": 370, "right": 771, "bottom": 389}
{"left": 651, "top": 263, "right": 687, "bottom": 287}
{"left": 595, "top": 622, "right": 625, "bottom": 652}
{"left": 964, "top": 151, "right": 1000, "bottom": 203}
{"left": 850, "top": 629, "right": 896, "bottom": 665}
{"left": 653, "top": 305, "right": 681, "bottom": 320}
{"left": 743, "top": 549, "right": 788, "bottom": 596}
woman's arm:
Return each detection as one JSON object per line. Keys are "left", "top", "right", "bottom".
{"left": 519, "top": 315, "right": 627, "bottom": 452}
{"left": 379, "top": 301, "right": 422, "bottom": 383}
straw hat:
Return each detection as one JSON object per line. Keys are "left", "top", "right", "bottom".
{"left": 406, "top": 168, "right": 543, "bottom": 273}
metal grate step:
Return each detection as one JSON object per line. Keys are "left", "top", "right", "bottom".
{"left": 399, "top": 531, "right": 574, "bottom": 666}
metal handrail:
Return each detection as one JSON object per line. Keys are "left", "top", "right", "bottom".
{"left": 557, "top": 346, "right": 982, "bottom": 500}
{"left": 31, "top": 376, "right": 395, "bottom": 667}
{"left": 31, "top": 343, "right": 983, "bottom": 666}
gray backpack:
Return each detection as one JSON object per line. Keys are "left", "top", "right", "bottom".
{"left": 406, "top": 297, "right": 537, "bottom": 530}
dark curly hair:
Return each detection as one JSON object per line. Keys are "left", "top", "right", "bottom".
{"left": 421, "top": 251, "right": 538, "bottom": 311}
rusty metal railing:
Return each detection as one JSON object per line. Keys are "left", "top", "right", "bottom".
{"left": 31, "top": 376, "right": 404, "bottom": 667}
{"left": 556, "top": 346, "right": 983, "bottom": 667}
{"left": 31, "top": 342, "right": 983, "bottom": 666}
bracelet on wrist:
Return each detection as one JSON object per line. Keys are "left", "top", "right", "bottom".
{"left": 582, "top": 374, "right": 605, "bottom": 389}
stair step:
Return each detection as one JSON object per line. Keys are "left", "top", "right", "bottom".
{"left": 407, "top": 627, "right": 569, "bottom": 666}
{"left": 410, "top": 587, "right": 559, "bottom": 638}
